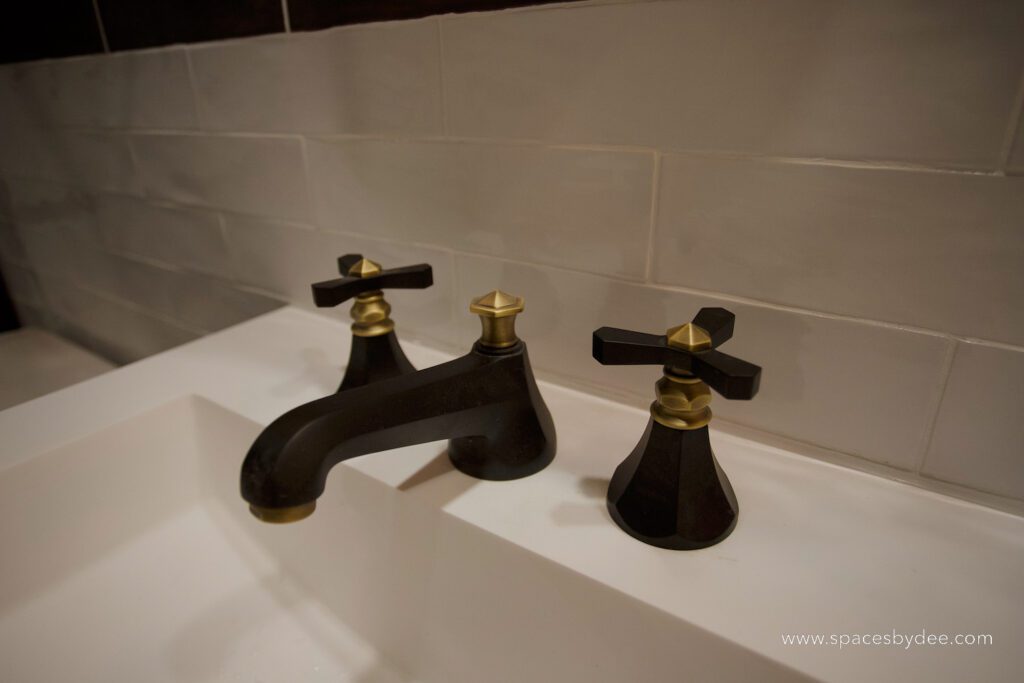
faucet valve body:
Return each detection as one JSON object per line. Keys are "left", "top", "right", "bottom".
{"left": 311, "top": 254, "right": 433, "bottom": 392}
{"left": 592, "top": 308, "right": 761, "bottom": 550}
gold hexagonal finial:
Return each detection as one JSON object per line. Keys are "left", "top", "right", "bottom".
{"left": 666, "top": 323, "right": 712, "bottom": 352}
{"left": 470, "top": 290, "right": 524, "bottom": 348}
{"left": 347, "top": 258, "right": 382, "bottom": 278}
{"left": 470, "top": 290, "right": 524, "bottom": 318}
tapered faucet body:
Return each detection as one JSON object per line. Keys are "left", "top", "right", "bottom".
{"left": 312, "top": 254, "right": 434, "bottom": 393}
{"left": 242, "top": 291, "right": 555, "bottom": 521}
{"left": 592, "top": 308, "right": 761, "bottom": 549}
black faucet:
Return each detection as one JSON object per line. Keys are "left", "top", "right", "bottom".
{"left": 242, "top": 290, "right": 556, "bottom": 522}
{"left": 312, "top": 254, "right": 433, "bottom": 392}
{"left": 592, "top": 308, "right": 761, "bottom": 550}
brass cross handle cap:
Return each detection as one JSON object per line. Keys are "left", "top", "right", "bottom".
{"left": 470, "top": 290, "right": 525, "bottom": 349}
{"left": 310, "top": 253, "right": 433, "bottom": 308}
{"left": 592, "top": 307, "right": 761, "bottom": 400}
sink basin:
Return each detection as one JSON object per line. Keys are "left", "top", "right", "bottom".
{"left": 2, "top": 308, "right": 1021, "bottom": 682}
{"left": 0, "top": 396, "right": 412, "bottom": 682}
{"left": 0, "top": 393, "right": 798, "bottom": 682}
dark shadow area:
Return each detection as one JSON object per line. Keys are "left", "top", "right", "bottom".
{"left": 397, "top": 449, "right": 460, "bottom": 492}
{"left": 397, "top": 448, "right": 480, "bottom": 511}
{"left": 0, "top": 0, "right": 104, "bottom": 64}
{"left": 0, "top": 269, "right": 21, "bottom": 332}
{"left": 97, "top": 0, "right": 285, "bottom": 51}
{"left": 578, "top": 475, "right": 610, "bottom": 499}
{"left": 290, "top": 0, "right": 587, "bottom": 32}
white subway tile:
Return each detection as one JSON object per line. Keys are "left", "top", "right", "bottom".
{"left": 55, "top": 131, "right": 140, "bottom": 194}
{"left": 0, "top": 178, "right": 13, "bottom": 220}
{"left": 222, "top": 216, "right": 330, "bottom": 304}
{"left": 48, "top": 50, "right": 197, "bottom": 129}
{"left": 0, "top": 62, "right": 58, "bottom": 129}
{"left": 169, "top": 273, "right": 283, "bottom": 333}
{"left": 6, "top": 180, "right": 103, "bottom": 278}
{"left": 95, "top": 194, "right": 229, "bottom": 275}
{"left": 0, "top": 219, "right": 27, "bottom": 265}
{"left": 7, "top": 179, "right": 96, "bottom": 236}
{"left": 132, "top": 134, "right": 310, "bottom": 221}
{"left": 922, "top": 342, "right": 1024, "bottom": 500}
{"left": 0, "top": 127, "right": 139, "bottom": 195}
{"left": 1008, "top": 114, "right": 1024, "bottom": 174}
{"left": 1, "top": 260, "right": 44, "bottom": 307}
{"left": 653, "top": 157, "right": 1024, "bottom": 345}
{"left": 307, "top": 138, "right": 652, "bottom": 279}
{"left": 455, "top": 255, "right": 950, "bottom": 469}
{"left": 320, "top": 231, "right": 457, "bottom": 348}
{"left": 190, "top": 21, "right": 442, "bottom": 134}
{"left": 220, "top": 217, "right": 459, "bottom": 347}
{"left": 92, "top": 254, "right": 282, "bottom": 333}
{"left": 11, "top": 301, "right": 55, "bottom": 330}
{"left": 443, "top": 0, "right": 1024, "bottom": 166}
{"left": 44, "top": 279, "right": 200, "bottom": 364}
{"left": 0, "top": 65, "right": 57, "bottom": 177}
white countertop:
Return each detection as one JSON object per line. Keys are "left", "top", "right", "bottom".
{"left": 0, "top": 327, "right": 114, "bottom": 410}
{"left": 2, "top": 306, "right": 1021, "bottom": 682}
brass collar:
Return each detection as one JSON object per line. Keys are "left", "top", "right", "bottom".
{"left": 650, "top": 367, "right": 712, "bottom": 430}
{"left": 350, "top": 290, "right": 395, "bottom": 337}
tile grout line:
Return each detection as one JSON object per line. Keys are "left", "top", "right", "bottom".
{"left": 4, "top": 171, "right": 315, "bottom": 227}
{"left": 322, "top": 226, "right": 1024, "bottom": 352}
{"left": 212, "top": 212, "right": 241, "bottom": 288}
{"left": 436, "top": 18, "right": 449, "bottom": 137}
{"left": 912, "top": 338, "right": 959, "bottom": 475}
{"left": 515, "top": 347, "right": 1024, "bottom": 512}
{"left": 90, "top": 0, "right": 111, "bottom": 53}
{"left": 2, "top": 181, "right": 998, "bottom": 359}
{"left": 448, "top": 247, "right": 463, "bottom": 346}
{"left": 997, "top": 66, "right": 1024, "bottom": 171}
{"left": 54, "top": 123, "right": 1010, "bottom": 178}
{"left": 643, "top": 151, "right": 661, "bottom": 283}
{"left": 76, "top": 281, "right": 209, "bottom": 335}
{"left": 5, "top": 193, "right": 1022, "bottom": 353}
{"left": 122, "top": 135, "right": 147, "bottom": 200}
{"left": 182, "top": 49, "right": 204, "bottom": 130}
{"left": 28, "top": 257, "right": 211, "bottom": 337}
{"left": 280, "top": 0, "right": 292, "bottom": 32}
{"left": 297, "top": 135, "right": 318, "bottom": 229}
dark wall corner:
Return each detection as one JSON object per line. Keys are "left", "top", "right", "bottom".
{"left": 0, "top": 269, "right": 22, "bottom": 333}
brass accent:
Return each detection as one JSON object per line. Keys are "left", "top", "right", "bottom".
{"left": 470, "top": 290, "right": 525, "bottom": 349}
{"left": 346, "top": 258, "right": 394, "bottom": 337}
{"left": 650, "top": 368, "right": 712, "bottom": 430}
{"left": 249, "top": 501, "right": 316, "bottom": 523}
{"left": 350, "top": 291, "right": 395, "bottom": 337}
{"left": 347, "top": 258, "right": 382, "bottom": 278}
{"left": 666, "top": 323, "right": 712, "bottom": 352}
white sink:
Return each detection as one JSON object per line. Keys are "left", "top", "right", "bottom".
{"left": 0, "top": 394, "right": 802, "bottom": 682}
{"left": 0, "top": 396, "right": 413, "bottom": 682}
{"left": 0, "top": 392, "right": 769, "bottom": 683}
{"left": 2, "top": 308, "right": 1022, "bottom": 682}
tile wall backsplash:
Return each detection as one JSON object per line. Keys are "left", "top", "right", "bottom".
{"left": 1, "top": 0, "right": 1023, "bottom": 505}
{"left": 306, "top": 139, "right": 654, "bottom": 278}
{"left": 189, "top": 24, "right": 445, "bottom": 135}
{"left": 653, "top": 157, "right": 1024, "bottom": 345}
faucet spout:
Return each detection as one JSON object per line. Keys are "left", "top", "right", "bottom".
{"left": 241, "top": 341, "right": 555, "bottom": 517}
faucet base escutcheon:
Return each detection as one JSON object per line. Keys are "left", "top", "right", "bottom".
{"left": 607, "top": 419, "right": 738, "bottom": 550}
